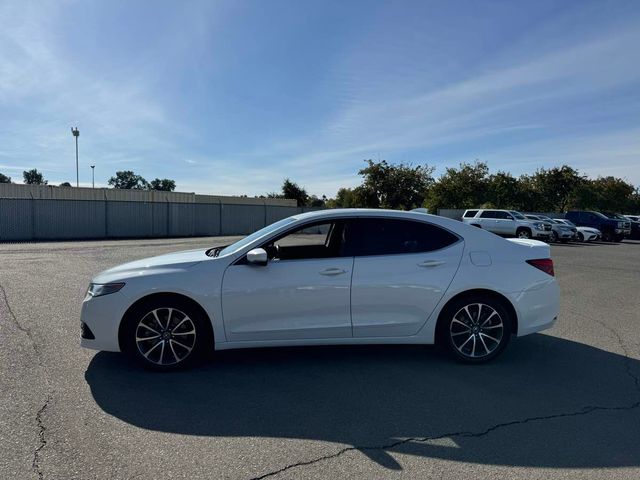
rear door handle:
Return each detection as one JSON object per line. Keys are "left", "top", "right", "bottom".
{"left": 319, "top": 268, "right": 347, "bottom": 276}
{"left": 418, "top": 260, "right": 445, "bottom": 268}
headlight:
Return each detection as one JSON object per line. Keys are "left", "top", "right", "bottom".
{"left": 618, "top": 221, "right": 624, "bottom": 228}
{"left": 87, "top": 282, "right": 125, "bottom": 297}
{"left": 534, "top": 222, "right": 545, "bottom": 230}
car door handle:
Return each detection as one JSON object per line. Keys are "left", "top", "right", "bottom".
{"left": 319, "top": 268, "right": 347, "bottom": 276}
{"left": 418, "top": 260, "right": 445, "bottom": 268}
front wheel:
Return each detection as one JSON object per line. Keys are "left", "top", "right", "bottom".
{"left": 577, "top": 232, "right": 584, "bottom": 242}
{"left": 516, "top": 228, "right": 531, "bottom": 239}
{"left": 121, "top": 298, "right": 211, "bottom": 371}
{"left": 551, "top": 231, "right": 559, "bottom": 242}
{"left": 441, "top": 295, "right": 512, "bottom": 363}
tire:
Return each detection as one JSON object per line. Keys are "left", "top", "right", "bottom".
{"left": 516, "top": 227, "right": 532, "bottom": 239}
{"left": 560, "top": 238, "right": 568, "bottom": 244}
{"left": 121, "top": 297, "right": 212, "bottom": 371}
{"left": 551, "top": 231, "right": 559, "bottom": 242}
{"left": 602, "top": 230, "right": 614, "bottom": 242}
{"left": 440, "top": 294, "right": 513, "bottom": 364}
{"left": 577, "top": 232, "right": 584, "bottom": 242}
{"left": 614, "top": 235, "right": 625, "bottom": 243}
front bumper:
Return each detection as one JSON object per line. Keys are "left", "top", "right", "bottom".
{"left": 80, "top": 292, "right": 128, "bottom": 352}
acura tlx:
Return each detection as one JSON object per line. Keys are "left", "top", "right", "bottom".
{"left": 81, "top": 209, "right": 559, "bottom": 371}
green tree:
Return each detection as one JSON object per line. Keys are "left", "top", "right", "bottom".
{"left": 148, "top": 178, "right": 176, "bottom": 191}
{"left": 0, "top": 172, "right": 11, "bottom": 183}
{"left": 486, "top": 171, "right": 521, "bottom": 209}
{"left": 357, "top": 159, "right": 434, "bottom": 209}
{"left": 108, "top": 170, "right": 148, "bottom": 190}
{"left": 573, "top": 177, "right": 635, "bottom": 212}
{"left": 23, "top": 169, "right": 47, "bottom": 185}
{"left": 59, "top": 182, "right": 72, "bottom": 187}
{"left": 425, "top": 161, "right": 488, "bottom": 211}
{"left": 282, "top": 178, "right": 309, "bottom": 207}
{"left": 527, "top": 166, "right": 584, "bottom": 212}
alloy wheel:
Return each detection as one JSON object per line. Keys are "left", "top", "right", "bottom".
{"left": 517, "top": 230, "right": 531, "bottom": 239}
{"left": 135, "top": 308, "right": 197, "bottom": 366}
{"left": 449, "top": 303, "right": 504, "bottom": 359}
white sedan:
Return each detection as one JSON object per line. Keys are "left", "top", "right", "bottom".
{"left": 554, "top": 219, "right": 600, "bottom": 242}
{"left": 80, "top": 209, "right": 559, "bottom": 370}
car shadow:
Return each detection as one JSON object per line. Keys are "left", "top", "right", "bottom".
{"left": 85, "top": 334, "right": 640, "bottom": 471}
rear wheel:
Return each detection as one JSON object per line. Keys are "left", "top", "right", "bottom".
{"left": 121, "top": 298, "right": 211, "bottom": 371}
{"left": 441, "top": 295, "right": 512, "bottom": 363}
{"left": 551, "top": 231, "right": 559, "bottom": 242}
{"left": 516, "top": 228, "right": 531, "bottom": 239}
{"left": 602, "top": 230, "right": 614, "bottom": 242}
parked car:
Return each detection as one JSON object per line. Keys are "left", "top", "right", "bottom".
{"left": 554, "top": 219, "right": 600, "bottom": 242}
{"left": 621, "top": 214, "right": 640, "bottom": 240}
{"left": 462, "top": 209, "right": 553, "bottom": 240}
{"left": 524, "top": 215, "right": 576, "bottom": 243}
{"left": 81, "top": 209, "right": 560, "bottom": 369}
{"left": 564, "top": 211, "right": 630, "bottom": 242}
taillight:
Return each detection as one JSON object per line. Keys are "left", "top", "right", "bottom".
{"left": 526, "top": 258, "right": 555, "bottom": 276}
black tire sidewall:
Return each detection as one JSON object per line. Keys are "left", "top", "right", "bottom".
{"left": 121, "top": 298, "right": 211, "bottom": 371}
{"left": 441, "top": 295, "right": 513, "bottom": 364}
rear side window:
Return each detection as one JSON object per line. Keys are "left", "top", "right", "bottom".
{"left": 463, "top": 210, "right": 478, "bottom": 218}
{"left": 344, "top": 218, "right": 459, "bottom": 257}
{"left": 480, "top": 210, "right": 497, "bottom": 218}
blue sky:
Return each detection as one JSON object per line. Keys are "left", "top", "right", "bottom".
{"left": 1, "top": 0, "right": 639, "bottom": 196}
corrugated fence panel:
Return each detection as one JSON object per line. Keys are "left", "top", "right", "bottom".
{"left": 193, "top": 203, "right": 221, "bottom": 236}
{"left": 169, "top": 203, "right": 195, "bottom": 237}
{"left": 0, "top": 198, "right": 33, "bottom": 240}
{"left": 107, "top": 201, "right": 154, "bottom": 238}
{"left": 34, "top": 200, "right": 105, "bottom": 239}
{"left": 221, "top": 204, "right": 265, "bottom": 235}
{"left": 266, "top": 205, "right": 299, "bottom": 224}
{"left": 437, "top": 209, "right": 466, "bottom": 221}
{"left": 151, "top": 203, "right": 169, "bottom": 237}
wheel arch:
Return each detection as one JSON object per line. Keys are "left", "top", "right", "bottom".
{"left": 118, "top": 292, "right": 214, "bottom": 352}
{"left": 434, "top": 288, "right": 518, "bottom": 344}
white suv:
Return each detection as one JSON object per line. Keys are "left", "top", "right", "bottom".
{"left": 462, "top": 209, "right": 553, "bottom": 240}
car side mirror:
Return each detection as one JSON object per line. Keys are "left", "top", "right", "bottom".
{"left": 246, "top": 248, "right": 268, "bottom": 266}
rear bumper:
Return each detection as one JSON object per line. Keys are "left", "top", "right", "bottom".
{"left": 507, "top": 279, "right": 560, "bottom": 337}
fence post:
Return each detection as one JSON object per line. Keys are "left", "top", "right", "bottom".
{"left": 219, "top": 201, "right": 223, "bottom": 236}
{"left": 166, "top": 199, "right": 170, "bottom": 237}
{"left": 263, "top": 201, "right": 267, "bottom": 227}
{"left": 30, "top": 193, "right": 36, "bottom": 240}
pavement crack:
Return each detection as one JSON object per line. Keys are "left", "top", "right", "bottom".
{"left": 32, "top": 395, "right": 52, "bottom": 480}
{"left": 248, "top": 401, "right": 640, "bottom": 480}
{"left": 0, "top": 282, "right": 53, "bottom": 480}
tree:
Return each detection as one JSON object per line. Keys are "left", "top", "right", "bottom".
{"left": 281, "top": 178, "right": 309, "bottom": 207}
{"left": 357, "top": 159, "right": 434, "bottom": 209}
{"left": 23, "top": 169, "right": 47, "bottom": 185}
{"left": 486, "top": 171, "right": 521, "bottom": 209}
{"left": 0, "top": 172, "right": 11, "bottom": 183}
{"left": 59, "top": 182, "right": 72, "bottom": 187}
{"left": 527, "top": 166, "right": 584, "bottom": 212}
{"left": 108, "top": 170, "right": 148, "bottom": 190}
{"left": 425, "top": 161, "right": 488, "bottom": 211}
{"left": 148, "top": 178, "right": 176, "bottom": 191}
{"left": 572, "top": 176, "right": 635, "bottom": 212}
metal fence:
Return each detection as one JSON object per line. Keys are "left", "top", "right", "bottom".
{"left": 0, "top": 198, "right": 317, "bottom": 241}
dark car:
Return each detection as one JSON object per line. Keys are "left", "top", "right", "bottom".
{"left": 564, "top": 211, "right": 631, "bottom": 242}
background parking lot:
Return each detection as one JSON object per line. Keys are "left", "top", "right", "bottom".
{"left": 1, "top": 237, "right": 640, "bottom": 479}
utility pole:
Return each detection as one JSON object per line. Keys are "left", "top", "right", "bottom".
{"left": 90, "top": 165, "right": 95, "bottom": 188}
{"left": 71, "top": 127, "right": 80, "bottom": 187}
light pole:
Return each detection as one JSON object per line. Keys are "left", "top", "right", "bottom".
{"left": 90, "top": 165, "right": 95, "bottom": 188}
{"left": 71, "top": 127, "right": 80, "bottom": 187}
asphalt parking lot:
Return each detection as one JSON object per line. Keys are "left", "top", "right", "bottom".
{"left": 1, "top": 236, "right": 640, "bottom": 480}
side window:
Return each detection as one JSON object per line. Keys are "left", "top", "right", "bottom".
{"left": 463, "top": 210, "right": 478, "bottom": 218}
{"left": 262, "top": 221, "right": 344, "bottom": 261}
{"left": 344, "top": 218, "right": 459, "bottom": 257}
{"left": 495, "top": 211, "right": 510, "bottom": 219}
{"left": 479, "top": 210, "right": 497, "bottom": 218}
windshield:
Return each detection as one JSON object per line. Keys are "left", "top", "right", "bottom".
{"left": 561, "top": 220, "right": 576, "bottom": 226}
{"left": 218, "top": 217, "right": 296, "bottom": 256}
{"left": 510, "top": 211, "right": 526, "bottom": 220}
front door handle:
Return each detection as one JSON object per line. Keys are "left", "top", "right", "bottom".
{"left": 319, "top": 268, "right": 347, "bottom": 276}
{"left": 418, "top": 260, "right": 445, "bottom": 268}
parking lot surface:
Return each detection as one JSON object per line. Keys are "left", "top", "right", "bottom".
{"left": 1, "top": 236, "right": 640, "bottom": 479}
